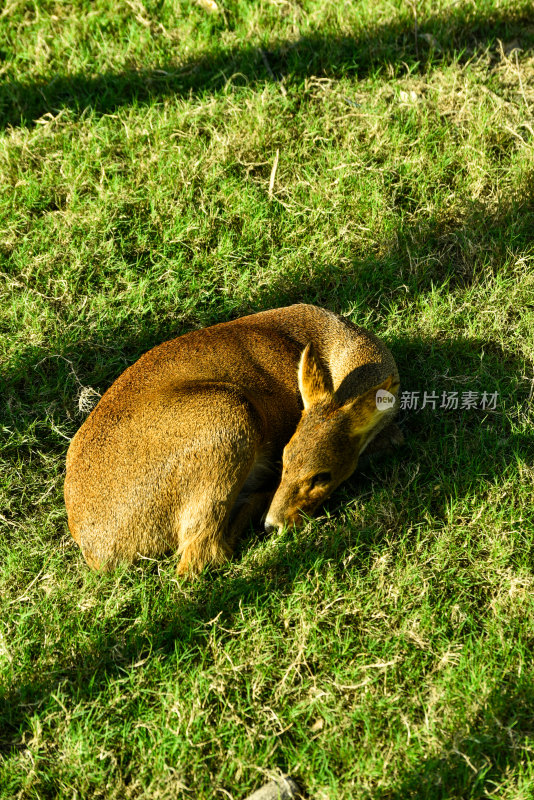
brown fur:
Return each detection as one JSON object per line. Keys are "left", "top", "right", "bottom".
{"left": 64, "top": 304, "right": 401, "bottom": 575}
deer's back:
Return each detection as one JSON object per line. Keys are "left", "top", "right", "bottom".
{"left": 64, "top": 304, "right": 397, "bottom": 546}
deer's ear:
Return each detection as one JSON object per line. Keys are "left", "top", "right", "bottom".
{"left": 298, "top": 343, "right": 334, "bottom": 410}
{"left": 343, "top": 374, "right": 400, "bottom": 435}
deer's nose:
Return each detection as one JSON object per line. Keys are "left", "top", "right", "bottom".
{"left": 264, "top": 520, "right": 278, "bottom": 535}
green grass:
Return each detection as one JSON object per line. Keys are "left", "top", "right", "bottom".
{"left": 1, "top": 0, "right": 534, "bottom": 797}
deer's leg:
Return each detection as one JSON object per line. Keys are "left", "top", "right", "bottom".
{"left": 226, "top": 489, "right": 276, "bottom": 549}
{"left": 361, "top": 421, "right": 404, "bottom": 458}
{"left": 173, "top": 388, "right": 266, "bottom": 577}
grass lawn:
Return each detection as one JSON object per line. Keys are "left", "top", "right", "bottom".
{"left": 1, "top": 0, "right": 534, "bottom": 797}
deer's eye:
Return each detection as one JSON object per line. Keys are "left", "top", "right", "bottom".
{"left": 311, "top": 471, "right": 332, "bottom": 488}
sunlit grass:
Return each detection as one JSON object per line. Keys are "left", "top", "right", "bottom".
{"left": 1, "top": 1, "right": 533, "bottom": 798}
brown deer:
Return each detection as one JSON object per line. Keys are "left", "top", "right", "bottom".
{"left": 64, "top": 304, "right": 401, "bottom": 576}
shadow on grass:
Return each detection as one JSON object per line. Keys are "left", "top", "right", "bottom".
{"left": 1, "top": 328, "right": 531, "bottom": 768}
{"left": 378, "top": 676, "right": 534, "bottom": 799}
{"left": 1, "top": 5, "right": 533, "bottom": 129}
{"left": 1, "top": 4, "right": 533, "bottom": 779}
{"left": 2, "top": 180, "right": 533, "bottom": 433}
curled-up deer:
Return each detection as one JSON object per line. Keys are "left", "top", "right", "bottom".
{"left": 64, "top": 304, "right": 401, "bottom": 576}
